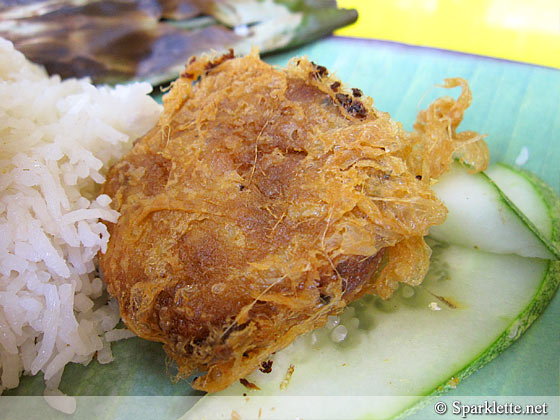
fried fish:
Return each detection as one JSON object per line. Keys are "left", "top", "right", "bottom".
{"left": 99, "top": 50, "right": 488, "bottom": 392}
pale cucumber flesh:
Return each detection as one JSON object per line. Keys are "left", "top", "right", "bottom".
{"left": 486, "top": 162, "right": 560, "bottom": 252}
{"left": 184, "top": 246, "right": 552, "bottom": 420}
{"left": 430, "top": 164, "right": 558, "bottom": 259}
{"left": 485, "top": 163, "right": 553, "bottom": 241}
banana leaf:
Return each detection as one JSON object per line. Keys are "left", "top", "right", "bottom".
{"left": 0, "top": 0, "right": 357, "bottom": 85}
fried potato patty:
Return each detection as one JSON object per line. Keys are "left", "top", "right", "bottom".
{"left": 100, "top": 50, "right": 488, "bottom": 392}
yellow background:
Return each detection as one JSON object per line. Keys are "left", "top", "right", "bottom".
{"left": 336, "top": 0, "right": 560, "bottom": 69}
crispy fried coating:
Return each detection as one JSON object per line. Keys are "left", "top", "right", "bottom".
{"left": 99, "top": 50, "right": 488, "bottom": 392}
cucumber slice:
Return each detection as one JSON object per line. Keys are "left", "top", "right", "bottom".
{"left": 184, "top": 246, "right": 558, "bottom": 420}
{"left": 429, "top": 164, "right": 560, "bottom": 259}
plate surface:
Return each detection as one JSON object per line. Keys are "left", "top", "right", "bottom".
{"left": 4, "top": 35, "right": 559, "bottom": 418}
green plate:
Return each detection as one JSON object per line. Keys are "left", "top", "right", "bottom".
{"left": 3, "top": 36, "right": 559, "bottom": 418}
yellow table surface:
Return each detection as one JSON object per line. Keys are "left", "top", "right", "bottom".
{"left": 336, "top": 0, "right": 560, "bottom": 69}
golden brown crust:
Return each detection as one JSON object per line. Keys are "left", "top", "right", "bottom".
{"left": 100, "top": 50, "right": 487, "bottom": 392}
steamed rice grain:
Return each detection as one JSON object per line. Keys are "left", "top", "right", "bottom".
{"left": 0, "top": 38, "right": 162, "bottom": 394}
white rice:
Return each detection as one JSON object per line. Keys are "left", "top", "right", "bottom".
{"left": 0, "top": 38, "right": 162, "bottom": 395}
